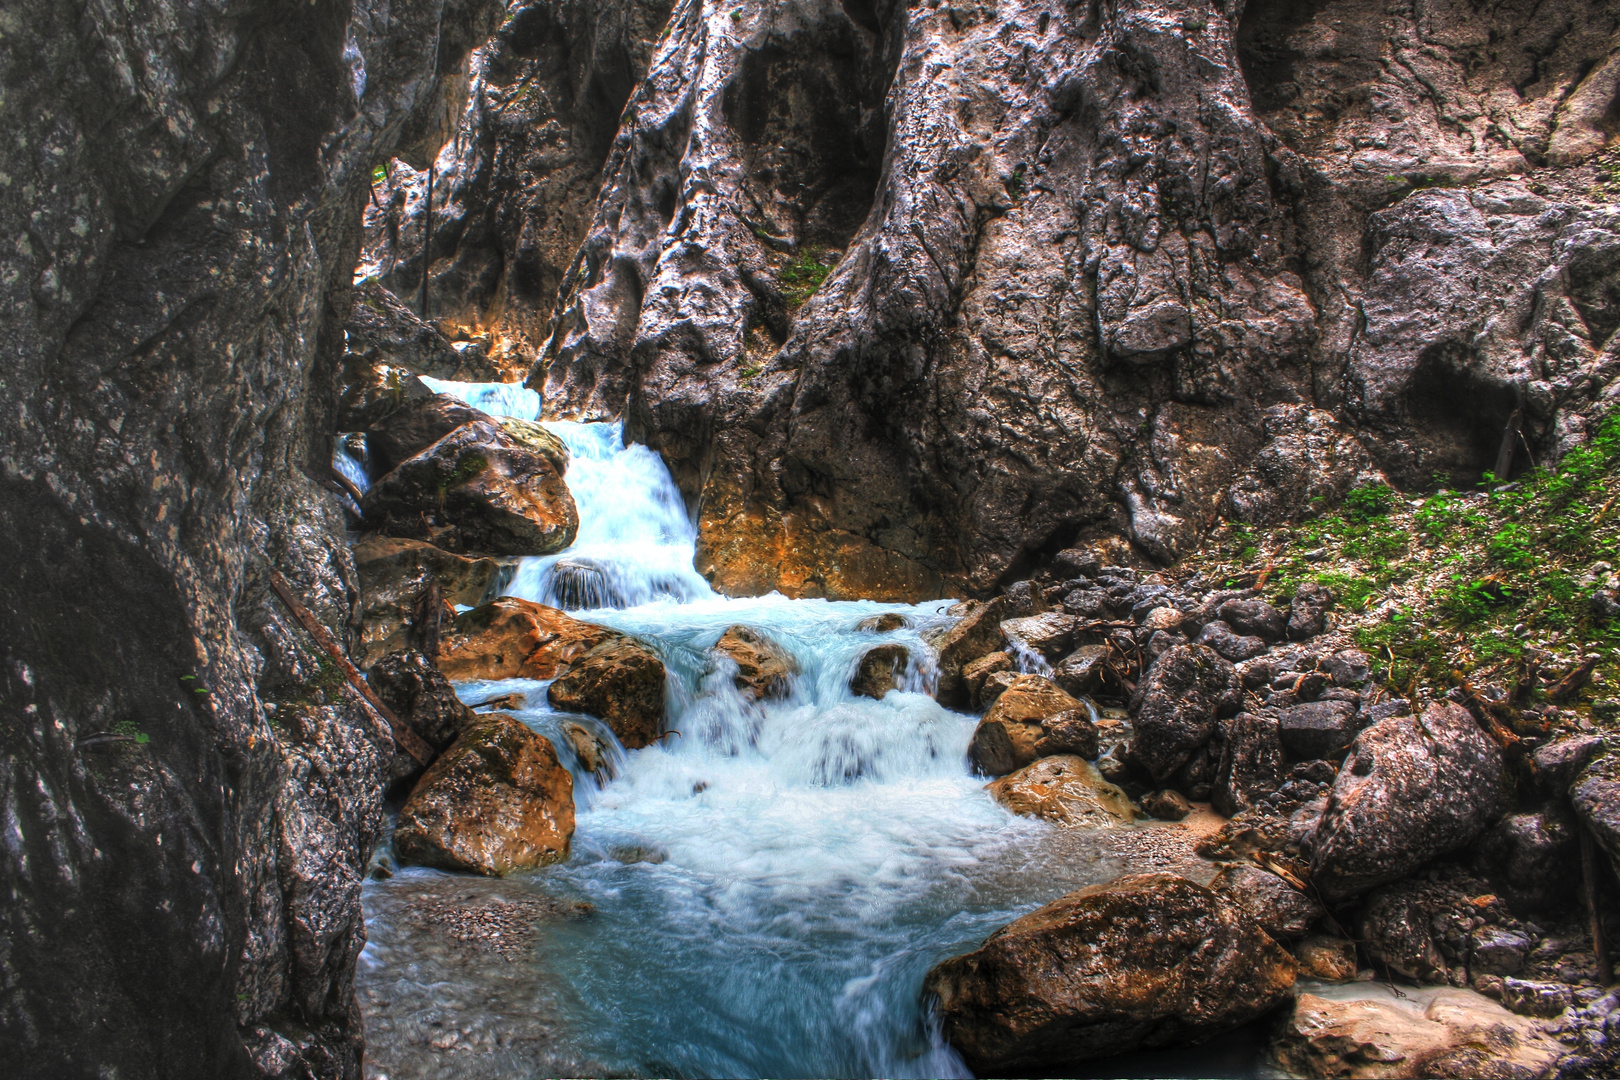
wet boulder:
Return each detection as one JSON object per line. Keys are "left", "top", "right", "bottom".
{"left": 857, "top": 612, "right": 910, "bottom": 633}
{"left": 439, "top": 597, "right": 617, "bottom": 681}
{"left": 492, "top": 416, "right": 569, "bottom": 476}
{"left": 977, "top": 669, "right": 1022, "bottom": 710}
{"left": 1053, "top": 644, "right": 1109, "bottom": 697}
{"left": 561, "top": 721, "right": 615, "bottom": 777}
{"left": 1323, "top": 648, "right": 1372, "bottom": 687}
{"left": 394, "top": 714, "right": 575, "bottom": 876}
{"left": 968, "top": 676, "right": 1098, "bottom": 777}
{"left": 337, "top": 358, "right": 434, "bottom": 433}
{"left": 851, "top": 644, "right": 909, "bottom": 700}
{"left": 1472, "top": 806, "right": 1579, "bottom": 914}
{"left": 1194, "top": 620, "right": 1268, "bottom": 662}
{"left": 1306, "top": 703, "right": 1505, "bottom": 900}
{"left": 988, "top": 756, "right": 1134, "bottom": 827}
{"left": 1217, "top": 598, "right": 1287, "bottom": 641}
{"left": 963, "top": 651, "right": 1013, "bottom": 706}
{"left": 366, "top": 649, "right": 475, "bottom": 754}
{"left": 366, "top": 393, "right": 487, "bottom": 474}
{"left": 345, "top": 279, "right": 496, "bottom": 380}
{"left": 353, "top": 536, "right": 502, "bottom": 665}
{"left": 924, "top": 873, "right": 1296, "bottom": 1074}
{"left": 1357, "top": 873, "right": 1514, "bottom": 984}
{"left": 1272, "top": 989, "right": 1562, "bottom": 1080}
{"left": 1130, "top": 644, "right": 1242, "bottom": 784}
{"left": 1537, "top": 735, "right": 1603, "bottom": 794}
{"left": 548, "top": 639, "right": 666, "bottom": 750}
{"left": 1000, "top": 612, "right": 1077, "bottom": 662}
{"left": 1210, "top": 864, "right": 1322, "bottom": 941}
{"left": 1287, "top": 583, "right": 1333, "bottom": 641}
{"left": 933, "top": 597, "right": 1008, "bottom": 708}
{"left": 712, "top": 625, "right": 798, "bottom": 701}
{"left": 1213, "top": 712, "right": 1285, "bottom": 817}
{"left": 1277, "top": 700, "right": 1358, "bottom": 760}
{"left": 363, "top": 419, "right": 579, "bottom": 557}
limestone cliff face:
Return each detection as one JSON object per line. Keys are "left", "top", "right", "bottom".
{"left": 372, "top": 0, "right": 1620, "bottom": 599}
{"left": 0, "top": 0, "right": 499, "bottom": 1075}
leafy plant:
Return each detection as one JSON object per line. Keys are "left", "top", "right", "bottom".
{"left": 111, "top": 719, "right": 150, "bottom": 745}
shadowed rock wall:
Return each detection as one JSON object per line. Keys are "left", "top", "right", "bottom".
{"left": 0, "top": 0, "right": 499, "bottom": 1075}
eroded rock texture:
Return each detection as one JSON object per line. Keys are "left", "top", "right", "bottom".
{"left": 0, "top": 0, "right": 501, "bottom": 1074}
{"left": 359, "top": 0, "right": 1620, "bottom": 600}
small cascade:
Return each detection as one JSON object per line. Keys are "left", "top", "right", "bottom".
{"left": 360, "top": 380, "right": 1129, "bottom": 1080}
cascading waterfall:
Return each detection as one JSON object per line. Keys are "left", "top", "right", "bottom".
{"left": 358, "top": 380, "right": 1141, "bottom": 1080}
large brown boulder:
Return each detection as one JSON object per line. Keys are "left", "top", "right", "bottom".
{"left": 988, "top": 757, "right": 1134, "bottom": 827}
{"left": 1130, "top": 644, "right": 1242, "bottom": 784}
{"left": 547, "top": 639, "right": 666, "bottom": 750}
{"left": 932, "top": 597, "right": 1007, "bottom": 708}
{"left": 1306, "top": 703, "right": 1505, "bottom": 901}
{"left": 711, "top": 626, "right": 798, "bottom": 701}
{"left": 366, "top": 393, "right": 488, "bottom": 474}
{"left": 366, "top": 649, "right": 476, "bottom": 773}
{"left": 353, "top": 536, "right": 502, "bottom": 665}
{"left": 393, "top": 714, "right": 575, "bottom": 876}
{"left": 967, "top": 675, "right": 1098, "bottom": 777}
{"left": 439, "top": 597, "right": 617, "bottom": 681}
{"left": 999, "top": 612, "right": 1077, "bottom": 662}
{"left": 851, "top": 644, "right": 909, "bottom": 700}
{"left": 362, "top": 419, "right": 579, "bottom": 557}
{"left": 924, "top": 873, "right": 1296, "bottom": 1074}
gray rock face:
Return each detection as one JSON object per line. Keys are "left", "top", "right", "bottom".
{"left": 1572, "top": 751, "right": 1620, "bottom": 869}
{"left": 1210, "top": 864, "right": 1323, "bottom": 941}
{"left": 1131, "top": 644, "right": 1242, "bottom": 784}
{"left": 366, "top": 0, "right": 1620, "bottom": 602}
{"left": 1472, "top": 806, "right": 1579, "bottom": 915}
{"left": 1277, "top": 701, "right": 1358, "bottom": 761}
{"left": 0, "top": 0, "right": 504, "bottom": 1071}
{"left": 1307, "top": 704, "right": 1506, "bottom": 901}
{"left": 1213, "top": 711, "right": 1285, "bottom": 817}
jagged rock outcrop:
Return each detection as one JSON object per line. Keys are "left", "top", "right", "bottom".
{"left": 400, "top": 0, "right": 1620, "bottom": 601}
{"left": 0, "top": 0, "right": 503, "bottom": 1073}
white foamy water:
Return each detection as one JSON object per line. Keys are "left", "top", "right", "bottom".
{"left": 360, "top": 380, "right": 1145, "bottom": 1079}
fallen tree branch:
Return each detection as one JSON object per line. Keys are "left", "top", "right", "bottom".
{"left": 267, "top": 568, "right": 433, "bottom": 765}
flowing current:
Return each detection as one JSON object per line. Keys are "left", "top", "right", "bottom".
{"left": 356, "top": 382, "right": 1255, "bottom": 1079}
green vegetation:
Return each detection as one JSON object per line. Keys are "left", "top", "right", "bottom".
{"left": 111, "top": 719, "right": 150, "bottom": 745}
{"left": 1184, "top": 413, "right": 1620, "bottom": 711}
{"left": 778, "top": 247, "right": 834, "bottom": 308}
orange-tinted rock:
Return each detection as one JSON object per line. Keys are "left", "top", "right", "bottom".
{"left": 933, "top": 597, "right": 1008, "bottom": 709}
{"left": 438, "top": 597, "right": 617, "bottom": 681}
{"left": 924, "top": 873, "right": 1297, "bottom": 1074}
{"left": 712, "top": 625, "right": 798, "bottom": 701}
{"left": 967, "top": 675, "right": 1098, "bottom": 776}
{"left": 851, "top": 644, "right": 909, "bottom": 700}
{"left": 988, "top": 756, "right": 1134, "bottom": 827}
{"left": 547, "top": 639, "right": 666, "bottom": 749}
{"left": 393, "top": 714, "right": 575, "bottom": 876}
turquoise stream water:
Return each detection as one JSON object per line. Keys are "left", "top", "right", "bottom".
{"left": 355, "top": 382, "right": 1266, "bottom": 1079}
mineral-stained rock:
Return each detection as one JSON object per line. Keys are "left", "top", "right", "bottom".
{"left": 354, "top": 536, "right": 503, "bottom": 665}
{"left": 1000, "top": 612, "right": 1077, "bottom": 662}
{"left": 924, "top": 873, "right": 1296, "bottom": 1074}
{"left": 1277, "top": 701, "right": 1358, "bottom": 761}
{"left": 857, "top": 612, "right": 910, "bottom": 633}
{"left": 493, "top": 417, "right": 570, "bottom": 476}
{"left": 1053, "top": 644, "right": 1109, "bottom": 698}
{"left": 988, "top": 757, "right": 1134, "bottom": 828}
{"left": 1217, "top": 598, "right": 1287, "bottom": 641}
{"left": 1213, "top": 711, "right": 1285, "bottom": 817}
{"left": 963, "top": 651, "right": 1014, "bottom": 706}
{"left": 1141, "top": 789, "right": 1191, "bottom": 821}
{"left": 1209, "top": 864, "right": 1322, "bottom": 941}
{"left": 1131, "top": 645, "right": 1242, "bottom": 784}
{"left": 1287, "top": 583, "right": 1334, "bottom": 641}
{"left": 362, "top": 419, "right": 579, "bottom": 557}
{"left": 547, "top": 639, "right": 666, "bottom": 750}
{"left": 439, "top": 597, "right": 617, "bottom": 681}
{"left": 1271, "top": 989, "right": 1562, "bottom": 1080}
{"left": 394, "top": 714, "right": 575, "bottom": 876}
{"left": 850, "top": 644, "right": 909, "bottom": 700}
{"left": 1307, "top": 704, "right": 1505, "bottom": 901}
{"left": 1293, "top": 936, "right": 1358, "bottom": 982}
{"left": 711, "top": 625, "right": 798, "bottom": 701}
{"left": 934, "top": 598, "right": 1008, "bottom": 708}
{"left": 968, "top": 676, "right": 1097, "bottom": 777}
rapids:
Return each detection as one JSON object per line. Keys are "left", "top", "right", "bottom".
{"left": 356, "top": 381, "right": 1270, "bottom": 1079}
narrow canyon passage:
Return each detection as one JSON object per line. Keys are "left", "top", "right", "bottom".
{"left": 354, "top": 382, "right": 1172, "bottom": 1078}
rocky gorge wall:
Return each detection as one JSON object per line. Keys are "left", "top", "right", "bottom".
{"left": 369, "top": 0, "right": 1620, "bottom": 599}
{"left": 0, "top": 0, "right": 502, "bottom": 1075}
